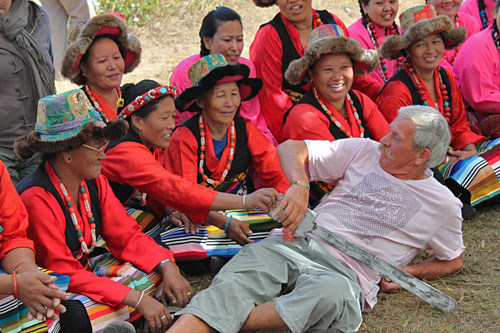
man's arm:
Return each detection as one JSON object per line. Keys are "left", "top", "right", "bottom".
{"left": 381, "top": 253, "right": 465, "bottom": 293}
{"left": 272, "top": 140, "right": 310, "bottom": 232}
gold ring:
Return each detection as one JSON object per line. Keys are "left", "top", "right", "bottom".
{"left": 160, "top": 315, "right": 167, "bottom": 320}
{"left": 187, "top": 291, "right": 192, "bottom": 296}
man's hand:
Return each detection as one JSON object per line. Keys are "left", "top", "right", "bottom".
{"left": 271, "top": 184, "right": 309, "bottom": 233}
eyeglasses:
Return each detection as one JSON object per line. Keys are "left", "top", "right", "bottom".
{"left": 82, "top": 139, "right": 109, "bottom": 153}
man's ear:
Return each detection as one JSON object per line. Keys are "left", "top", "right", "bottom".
{"left": 416, "top": 148, "right": 431, "bottom": 166}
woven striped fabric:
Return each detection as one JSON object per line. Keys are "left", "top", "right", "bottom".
{"left": 68, "top": 252, "right": 162, "bottom": 333}
{"left": 125, "top": 207, "right": 164, "bottom": 240}
{"left": 439, "top": 138, "right": 500, "bottom": 206}
{"left": 160, "top": 209, "right": 280, "bottom": 261}
{"left": 0, "top": 269, "right": 69, "bottom": 333}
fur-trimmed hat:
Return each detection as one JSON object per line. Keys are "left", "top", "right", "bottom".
{"left": 62, "top": 14, "right": 141, "bottom": 85}
{"left": 379, "top": 4, "right": 466, "bottom": 60}
{"left": 253, "top": 0, "right": 276, "bottom": 7}
{"left": 175, "top": 54, "right": 263, "bottom": 113}
{"left": 14, "top": 89, "right": 128, "bottom": 159}
{"left": 285, "top": 24, "right": 379, "bottom": 85}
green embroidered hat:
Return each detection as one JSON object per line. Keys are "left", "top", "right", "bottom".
{"left": 176, "top": 54, "right": 263, "bottom": 113}
{"left": 14, "top": 89, "right": 128, "bottom": 159}
{"left": 36, "top": 89, "right": 106, "bottom": 142}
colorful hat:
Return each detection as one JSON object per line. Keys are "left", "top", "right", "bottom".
{"left": 379, "top": 4, "right": 466, "bottom": 60}
{"left": 253, "top": 0, "right": 276, "bottom": 7}
{"left": 14, "top": 89, "right": 128, "bottom": 159}
{"left": 175, "top": 54, "right": 263, "bottom": 113}
{"left": 62, "top": 14, "right": 141, "bottom": 85}
{"left": 119, "top": 85, "right": 177, "bottom": 119}
{"left": 285, "top": 24, "right": 379, "bottom": 85}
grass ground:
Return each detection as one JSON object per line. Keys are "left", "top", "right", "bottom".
{"left": 58, "top": 0, "right": 500, "bottom": 331}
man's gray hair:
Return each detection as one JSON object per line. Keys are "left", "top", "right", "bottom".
{"left": 397, "top": 105, "right": 451, "bottom": 168}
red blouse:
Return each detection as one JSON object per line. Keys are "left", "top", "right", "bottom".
{"left": 376, "top": 67, "right": 483, "bottom": 150}
{"left": 101, "top": 141, "right": 217, "bottom": 222}
{"left": 249, "top": 10, "right": 348, "bottom": 143}
{"left": 283, "top": 90, "right": 389, "bottom": 141}
{"left": 0, "top": 161, "right": 34, "bottom": 260}
{"left": 164, "top": 118, "right": 289, "bottom": 195}
{"left": 22, "top": 165, "right": 173, "bottom": 307}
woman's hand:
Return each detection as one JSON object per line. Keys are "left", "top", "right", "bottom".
{"left": 226, "top": 217, "right": 254, "bottom": 245}
{"left": 244, "top": 188, "right": 281, "bottom": 212}
{"left": 160, "top": 262, "right": 193, "bottom": 308}
{"left": 448, "top": 145, "right": 477, "bottom": 161}
{"left": 169, "top": 210, "right": 200, "bottom": 234}
{"left": 16, "top": 270, "right": 69, "bottom": 320}
{"left": 135, "top": 293, "right": 171, "bottom": 333}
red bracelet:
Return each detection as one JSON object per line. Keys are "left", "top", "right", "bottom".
{"left": 12, "top": 271, "right": 18, "bottom": 299}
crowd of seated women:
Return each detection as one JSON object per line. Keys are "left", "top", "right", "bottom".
{"left": 1, "top": 0, "right": 500, "bottom": 331}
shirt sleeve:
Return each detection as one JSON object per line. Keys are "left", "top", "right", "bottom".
{"left": 0, "top": 162, "right": 34, "bottom": 260}
{"left": 426, "top": 203, "right": 465, "bottom": 261}
{"left": 355, "top": 91, "right": 390, "bottom": 141}
{"left": 245, "top": 120, "right": 290, "bottom": 194}
{"left": 96, "top": 176, "right": 173, "bottom": 273}
{"left": 250, "top": 24, "right": 292, "bottom": 143}
{"left": 102, "top": 142, "right": 216, "bottom": 223}
{"left": 283, "top": 103, "right": 336, "bottom": 141}
{"left": 22, "top": 187, "right": 132, "bottom": 307}
{"left": 453, "top": 32, "right": 500, "bottom": 114}
{"left": 376, "top": 79, "right": 413, "bottom": 123}
{"left": 162, "top": 126, "right": 199, "bottom": 183}
{"left": 447, "top": 71, "right": 484, "bottom": 149}
{"left": 305, "top": 139, "right": 367, "bottom": 184}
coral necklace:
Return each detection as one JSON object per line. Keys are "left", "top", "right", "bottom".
{"left": 198, "top": 115, "right": 236, "bottom": 187}
{"left": 448, "top": 15, "right": 461, "bottom": 65}
{"left": 405, "top": 62, "right": 452, "bottom": 123}
{"left": 365, "top": 17, "right": 404, "bottom": 81}
{"left": 59, "top": 179, "right": 97, "bottom": 259}
{"left": 84, "top": 84, "right": 123, "bottom": 123}
{"left": 313, "top": 87, "right": 365, "bottom": 138}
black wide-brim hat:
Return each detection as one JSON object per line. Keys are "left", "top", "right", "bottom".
{"left": 175, "top": 54, "right": 263, "bottom": 113}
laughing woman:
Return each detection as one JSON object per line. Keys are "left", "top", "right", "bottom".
{"left": 14, "top": 90, "right": 194, "bottom": 332}
{"left": 163, "top": 54, "right": 289, "bottom": 263}
{"left": 378, "top": 5, "right": 500, "bottom": 215}
{"left": 348, "top": 0, "right": 405, "bottom": 84}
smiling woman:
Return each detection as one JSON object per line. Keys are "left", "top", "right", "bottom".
{"left": 62, "top": 13, "right": 141, "bottom": 123}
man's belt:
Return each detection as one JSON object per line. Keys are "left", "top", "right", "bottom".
{"left": 271, "top": 207, "right": 457, "bottom": 312}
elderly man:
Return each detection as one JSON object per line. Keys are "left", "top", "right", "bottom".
{"left": 168, "top": 106, "right": 465, "bottom": 332}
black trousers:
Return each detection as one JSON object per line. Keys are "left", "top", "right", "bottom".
{"left": 59, "top": 300, "right": 92, "bottom": 333}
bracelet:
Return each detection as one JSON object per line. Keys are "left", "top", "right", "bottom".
{"left": 445, "top": 155, "right": 450, "bottom": 164}
{"left": 242, "top": 194, "right": 247, "bottom": 211}
{"left": 160, "top": 257, "right": 175, "bottom": 267}
{"left": 134, "top": 290, "right": 145, "bottom": 309}
{"left": 224, "top": 216, "right": 233, "bottom": 234}
{"left": 291, "top": 179, "right": 310, "bottom": 190}
{"left": 12, "top": 271, "right": 18, "bottom": 299}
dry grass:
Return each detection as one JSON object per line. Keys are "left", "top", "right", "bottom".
{"left": 59, "top": 0, "right": 500, "bottom": 330}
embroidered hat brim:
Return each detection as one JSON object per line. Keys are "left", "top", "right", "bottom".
{"left": 379, "top": 15, "right": 466, "bottom": 60}
{"left": 62, "top": 14, "right": 141, "bottom": 85}
{"left": 175, "top": 64, "right": 263, "bottom": 113}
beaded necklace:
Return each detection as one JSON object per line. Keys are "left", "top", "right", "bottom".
{"left": 364, "top": 16, "right": 403, "bottom": 81}
{"left": 198, "top": 115, "right": 236, "bottom": 187}
{"left": 59, "top": 179, "right": 97, "bottom": 259}
{"left": 491, "top": 19, "right": 500, "bottom": 53}
{"left": 84, "top": 84, "right": 123, "bottom": 123}
{"left": 448, "top": 15, "right": 461, "bottom": 65}
{"left": 478, "top": 0, "right": 489, "bottom": 29}
{"left": 405, "top": 62, "right": 452, "bottom": 123}
{"left": 313, "top": 87, "right": 365, "bottom": 137}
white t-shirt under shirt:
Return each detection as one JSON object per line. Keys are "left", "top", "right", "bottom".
{"left": 275, "top": 139, "right": 465, "bottom": 311}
